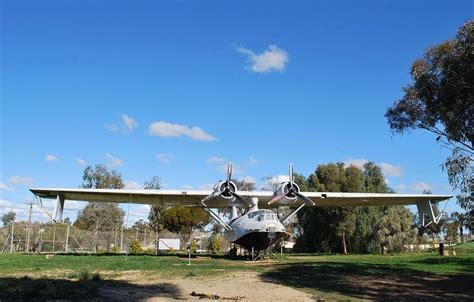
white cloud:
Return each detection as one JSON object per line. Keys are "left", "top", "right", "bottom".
{"left": 410, "top": 182, "right": 434, "bottom": 193}
{"left": 205, "top": 157, "right": 242, "bottom": 174}
{"left": 124, "top": 204, "right": 151, "bottom": 226}
{"left": 76, "top": 158, "right": 86, "bottom": 166}
{"left": 262, "top": 175, "right": 290, "bottom": 190}
{"left": 148, "top": 121, "right": 215, "bottom": 142}
{"left": 344, "top": 158, "right": 404, "bottom": 177}
{"left": 380, "top": 162, "right": 404, "bottom": 177}
{"left": 344, "top": 158, "right": 369, "bottom": 169}
{"left": 105, "top": 153, "right": 124, "bottom": 167}
{"left": 182, "top": 185, "right": 193, "bottom": 190}
{"left": 156, "top": 153, "right": 174, "bottom": 164}
{"left": 105, "top": 123, "right": 119, "bottom": 132}
{"left": 8, "top": 176, "right": 33, "bottom": 186}
{"left": 248, "top": 156, "right": 259, "bottom": 165}
{"left": 45, "top": 154, "right": 59, "bottom": 162}
{"left": 394, "top": 184, "right": 407, "bottom": 191}
{"left": 237, "top": 45, "right": 289, "bottom": 73}
{"left": 0, "top": 182, "right": 12, "bottom": 191}
{"left": 121, "top": 114, "right": 138, "bottom": 132}
{"left": 124, "top": 180, "right": 142, "bottom": 189}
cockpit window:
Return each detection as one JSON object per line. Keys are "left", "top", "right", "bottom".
{"left": 248, "top": 210, "right": 276, "bottom": 221}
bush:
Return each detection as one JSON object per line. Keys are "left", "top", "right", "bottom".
{"left": 111, "top": 245, "right": 121, "bottom": 253}
{"left": 168, "top": 247, "right": 176, "bottom": 254}
{"left": 129, "top": 240, "right": 143, "bottom": 254}
{"left": 208, "top": 235, "right": 222, "bottom": 254}
{"left": 189, "top": 240, "right": 197, "bottom": 253}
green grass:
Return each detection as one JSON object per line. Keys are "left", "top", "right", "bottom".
{"left": 0, "top": 253, "right": 263, "bottom": 278}
{"left": 0, "top": 249, "right": 472, "bottom": 301}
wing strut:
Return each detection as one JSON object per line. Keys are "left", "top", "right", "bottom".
{"left": 53, "top": 194, "right": 65, "bottom": 222}
{"left": 201, "top": 200, "right": 232, "bottom": 231}
{"left": 416, "top": 200, "right": 445, "bottom": 227}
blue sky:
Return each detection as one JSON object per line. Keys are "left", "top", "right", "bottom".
{"left": 1, "top": 0, "right": 471, "bottom": 223}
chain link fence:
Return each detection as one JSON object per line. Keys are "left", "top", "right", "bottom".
{"left": 0, "top": 223, "right": 228, "bottom": 254}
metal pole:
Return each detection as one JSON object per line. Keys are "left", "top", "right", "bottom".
{"left": 135, "top": 228, "right": 138, "bottom": 241}
{"left": 188, "top": 248, "right": 191, "bottom": 265}
{"left": 120, "top": 227, "right": 124, "bottom": 251}
{"left": 10, "top": 222, "right": 14, "bottom": 253}
{"left": 52, "top": 226, "right": 56, "bottom": 253}
{"left": 144, "top": 228, "right": 147, "bottom": 245}
{"left": 155, "top": 232, "right": 159, "bottom": 256}
{"left": 26, "top": 203, "right": 33, "bottom": 253}
{"left": 65, "top": 225, "right": 70, "bottom": 253}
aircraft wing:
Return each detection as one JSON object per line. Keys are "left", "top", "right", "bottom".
{"left": 30, "top": 187, "right": 451, "bottom": 208}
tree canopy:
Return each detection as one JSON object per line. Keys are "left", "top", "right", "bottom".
{"left": 2, "top": 211, "right": 16, "bottom": 226}
{"left": 162, "top": 206, "right": 210, "bottom": 247}
{"left": 295, "top": 162, "right": 415, "bottom": 253}
{"left": 74, "top": 164, "right": 125, "bottom": 232}
{"left": 385, "top": 20, "right": 473, "bottom": 211}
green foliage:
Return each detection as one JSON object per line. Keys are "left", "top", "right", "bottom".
{"left": 208, "top": 235, "right": 222, "bottom": 254}
{"left": 189, "top": 240, "right": 197, "bottom": 253}
{"left": 74, "top": 164, "right": 125, "bottom": 234}
{"left": 111, "top": 245, "right": 121, "bottom": 253}
{"left": 375, "top": 206, "right": 416, "bottom": 252}
{"left": 162, "top": 206, "right": 210, "bottom": 246}
{"left": 168, "top": 247, "right": 176, "bottom": 254}
{"left": 145, "top": 177, "right": 166, "bottom": 238}
{"left": 295, "top": 162, "right": 412, "bottom": 254}
{"left": 1, "top": 211, "right": 16, "bottom": 226}
{"left": 385, "top": 20, "right": 473, "bottom": 211}
{"left": 129, "top": 240, "right": 143, "bottom": 254}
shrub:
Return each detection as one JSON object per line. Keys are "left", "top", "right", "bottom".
{"left": 208, "top": 235, "right": 222, "bottom": 254}
{"left": 129, "top": 240, "right": 143, "bottom": 254}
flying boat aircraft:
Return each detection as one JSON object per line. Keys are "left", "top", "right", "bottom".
{"left": 30, "top": 164, "right": 451, "bottom": 252}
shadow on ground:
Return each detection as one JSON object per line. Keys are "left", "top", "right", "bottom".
{"left": 260, "top": 261, "right": 474, "bottom": 301}
{"left": 0, "top": 276, "right": 182, "bottom": 301}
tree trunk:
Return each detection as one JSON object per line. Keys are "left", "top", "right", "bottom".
{"left": 459, "top": 227, "right": 464, "bottom": 243}
{"left": 341, "top": 230, "right": 347, "bottom": 255}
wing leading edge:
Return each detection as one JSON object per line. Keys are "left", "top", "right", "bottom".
{"left": 30, "top": 187, "right": 451, "bottom": 208}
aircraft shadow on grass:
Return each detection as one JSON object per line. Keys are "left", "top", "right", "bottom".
{"left": 0, "top": 276, "right": 182, "bottom": 301}
{"left": 259, "top": 261, "right": 474, "bottom": 301}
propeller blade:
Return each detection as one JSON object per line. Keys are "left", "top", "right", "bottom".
{"left": 202, "top": 191, "right": 222, "bottom": 203}
{"left": 268, "top": 193, "right": 287, "bottom": 205}
{"left": 230, "top": 191, "right": 250, "bottom": 206}
{"left": 294, "top": 192, "right": 315, "bottom": 206}
{"left": 289, "top": 163, "right": 294, "bottom": 188}
{"left": 226, "top": 162, "right": 232, "bottom": 187}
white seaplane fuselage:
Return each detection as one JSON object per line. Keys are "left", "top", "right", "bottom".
{"left": 225, "top": 198, "right": 288, "bottom": 251}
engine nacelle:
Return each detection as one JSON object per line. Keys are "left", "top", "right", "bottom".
{"left": 274, "top": 182, "right": 300, "bottom": 202}
{"left": 213, "top": 180, "right": 238, "bottom": 199}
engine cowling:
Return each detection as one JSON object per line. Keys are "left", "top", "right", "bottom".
{"left": 274, "top": 182, "right": 300, "bottom": 203}
{"left": 213, "top": 180, "right": 238, "bottom": 200}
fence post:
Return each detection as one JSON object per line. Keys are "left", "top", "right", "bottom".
{"left": 120, "top": 227, "right": 123, "bottom": 251}
{"left": 65, "top": 225, "right": 70, "bottom": 253}
{"left": 52, "top": 226, "right": 56, "bottom": 253}
{"left": 10, "top": 222, "right": 15, "bottom": 253}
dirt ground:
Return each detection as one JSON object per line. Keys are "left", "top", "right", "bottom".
{"left": 100, "top": 271, "right": 315, "bottom": 301}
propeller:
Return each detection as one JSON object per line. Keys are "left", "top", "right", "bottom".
{"left": 202, "top": 162, "right": 250, "bottom": 206}
{"left": 268, "top": 164, "right": 315, "bottom": 206}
